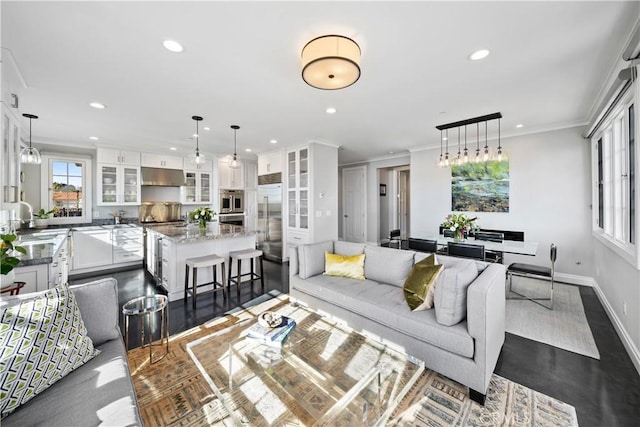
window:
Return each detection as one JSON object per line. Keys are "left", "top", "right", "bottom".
{"left": 41, "top": 154, "right": 92, "bottom": 224}
{"left": 592, "top": 86, "right": 637, "bottom": 265}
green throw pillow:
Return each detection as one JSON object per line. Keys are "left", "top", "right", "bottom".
{"left": 403, "top": 255, "right": 443, "bottom": 311}
{"left": 0, "top": 284, "right": 99, "bottom": 419}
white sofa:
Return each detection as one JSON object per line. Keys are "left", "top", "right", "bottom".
{"left": 289, "top": 240, "right": 506, "bottom": 404}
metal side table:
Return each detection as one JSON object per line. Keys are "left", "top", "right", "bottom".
{"left": 122, "top": 295, "right": 169, "bottom": 364}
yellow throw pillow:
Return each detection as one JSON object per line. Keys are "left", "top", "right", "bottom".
{"left": 403, "top": 256, "right": 443, "bottom": 311}
{"left": 324, "top": 252, "right": 366, "bottom": 280}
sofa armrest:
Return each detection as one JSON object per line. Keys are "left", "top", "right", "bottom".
{"left": 289, "top": 245, "right": 299, "bottom": 277}
{"left": 466, "top": 263, "right": 506, "bottom": 390}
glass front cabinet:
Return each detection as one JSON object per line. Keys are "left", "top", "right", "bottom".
{"left": 97, "top": 164, "right": 141, "bottom": 206}
{"left": 182, "top": 170, "right": 212, "bottom": 204}
{"left": 287, "top": 148, "right": 309, "bottom": 230}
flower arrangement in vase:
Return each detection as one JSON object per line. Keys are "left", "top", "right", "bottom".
{"left": 188, "top": 206, "right": 216, "bottom": 235}
{"left": 440, "top": 213, "right": 479, "bottom": 241}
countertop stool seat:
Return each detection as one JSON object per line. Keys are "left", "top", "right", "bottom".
{"left": 184, "top": 254, "right": 227, "bottom": 309}
{"left": 228, "top": 248, "right": 264, "bottom": 298}
{"left": 0, "top": 281, "right": 26, "bottom": 296}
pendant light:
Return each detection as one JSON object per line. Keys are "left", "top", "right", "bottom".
{"left": 190, "top": 115, "right": 205, "bottom": 165}
{"left": 444, "top": 130, "right": 450, "bottom": 167}
{"left": 463, "top": 125, "right": 469, "bottom": 163}
{"left": 496, "top": 118, "right": 503, "bottom": 161}
{"left": 21, "top": 113, "right": 42, "bottom": 164}
{"left": 230, "top": 125, "right": 240, "bottom": 169}
{"left": 455, "top": 127, "right": 462, "bottom": 166}
{"left": 474, "top": 123, "right": 481, "bottom": 163}
{"left": 438, "top": 130, "right": 444, "bottom": 167}
{"left": 483, "top": 121, "right": 490, "bottom": 161}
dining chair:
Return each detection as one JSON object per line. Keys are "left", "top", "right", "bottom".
{"left": 506, "top": 243, "right": 556, "bottom": 310}
{"left": 408, "top": 238, "right": 438, "bottom": 253}
{"left": 474, "top": 231, "right": 505, "bottom": 263}
{"left": 381, "top": 229, "right": 402, "bottom": 249}
{"left": 447, "top": 242, "right": 485, "bottom": 260}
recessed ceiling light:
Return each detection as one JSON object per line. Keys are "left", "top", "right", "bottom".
{"left": 468, "top": 49, "right": 490, "bottom": 61}
{"left": 89, "top": 102, "right": 105, "bottom": 109}
{"left": 443, "top": 137, "right": 448, "bottom": 141}
{"left": 515, "top": 124, "right": 524, "bottom": 128}
{"left": 169, "top": 147, "right": 177, "bottom": 151}
{"left": 89, "top": 136, "right": 99, "bottom": 141}
{"left": 163, "top": 40, "right": 183, "bottom": 53}
{"left": 270, "top": 139, "right": 278, "bottom": 144}
{"left": 388, "top": 151, "right": 395, "bottom": 155}
{"left": 245, "top": 148, "right": 252, "bottom": 152}
{"left": 192, "top": 133, "right": 198, "bottom": 138}
{"left": 326, "top": 107, "right": 337, "bottom": 114}
{"left": 203, "top": 127, "right": 210, "bottom": 131}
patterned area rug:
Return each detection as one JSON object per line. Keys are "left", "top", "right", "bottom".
{"left": 127, "top": 295, "right": 578, "bottom": 426}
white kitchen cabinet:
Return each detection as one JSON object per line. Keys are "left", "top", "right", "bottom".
{"left": 141, "top": 153, "right": 183, "bottom": 169}
{"left": 1, "top": 104, "right": 20, "bottom": 204}
{"left": 71, "top": 228, "right": 113, "bottom": 271}
{"left": 245, "top": 189, "right": 257, "bottom": 231}
{"left": 97, "top": 148, "right": 140, "bottom": 166}
{"left": 218, "top": 158, "right": 244, "bottom": 189}
{"left": 14, "top": 234, "right": 69, "bottom": 292}
{"left": 181, "top": 170, "right": 212, "bottom": 204}
{"left": 244, "top": 162, "right": 257, "bottom": 189}
{"left": 183, "top": 157, "right": 213, "bottom": 171}
{"left": 112, "top": 226, "right": 143, "bottom": 263}
{"left": 97, "top": 164, "right": 141, "bottom": 205}
{"left": 160, "top": 238, "right": 176, "bottom": 293}
{"left": 287, "top": 148, "right": 309, "bottom": 231}
{"left": 258, "top": 151, "right": 283, "bottom": 176}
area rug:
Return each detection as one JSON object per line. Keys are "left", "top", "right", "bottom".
{"left": 506, "top": 279, "right": 600, "bottom": 359}
{"left": 127, "top": 294, "right": 578, "bottom": 426}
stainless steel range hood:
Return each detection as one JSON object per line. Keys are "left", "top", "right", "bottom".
{"left": 141, "top": 167, "right": 185, "bottom": 186}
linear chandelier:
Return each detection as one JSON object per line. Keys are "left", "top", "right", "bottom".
{"left": 436, "top": 112, "right": 503, "bottom": 167}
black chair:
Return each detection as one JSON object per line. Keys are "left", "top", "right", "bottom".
{"left": 474, "top": 231, "right": 504, "bottom": 263}
{"left": 447, "top": 242, "right": 485, "bottom": 260}
{"left": 443, "top": 229, "right": 455, "bottom": 238}
{"left": 479, "top": 228, "right": 525, "bottom": 242}
{"left": 408, "top": 238, "right": 438, "bottom": 253}
{"left": 506, "top": 243, "right": 557, "bottom": 310}
{"left": 381, "top": 229, "right": 402, "bottom": 249}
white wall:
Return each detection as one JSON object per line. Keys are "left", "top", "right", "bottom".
{"left": 310, "top": 143, "right": 338, "bottom": 242}
{"left": 410, "top": 126, "right": 594, "bottom": 277}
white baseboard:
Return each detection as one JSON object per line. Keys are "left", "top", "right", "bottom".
{"left": 591, "top": 280, "right": 640, "bottom": 376}
{"left": 554, "top": 272, "right": 596, "bottom": 287}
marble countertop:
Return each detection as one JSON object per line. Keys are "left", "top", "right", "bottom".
{"left": 147, "top": 223, "right": 255, "bottom": 244}
{"left": 13, "top": 229, "right": 69, "bottom": 267}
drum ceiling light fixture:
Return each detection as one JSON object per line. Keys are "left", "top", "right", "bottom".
{"left": 301, "top": 35, "right": 361, "bottom": 90}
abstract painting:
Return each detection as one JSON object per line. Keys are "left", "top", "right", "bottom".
{"left": 451, "top": 160, "right": 509, "bottom": 212}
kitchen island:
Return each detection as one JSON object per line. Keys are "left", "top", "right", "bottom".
{"left": 145, "top": 223, "right": 257, "bottom": 302}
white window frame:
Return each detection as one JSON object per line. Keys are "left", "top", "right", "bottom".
{"left": 40, "top": 154, "right": 93, "bottom": 225}
{"left": 592, "top": 84, "right": 639, "bottom": 268}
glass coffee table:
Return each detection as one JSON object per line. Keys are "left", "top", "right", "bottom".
{"left": 186, "top": 303, "right": 424, "bottom": 426}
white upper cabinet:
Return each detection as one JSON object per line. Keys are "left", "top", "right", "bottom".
{"left": 97, "top": 148, "right": 140, "bottom": 166}
{"left": 218, "top": 158, "right": 244, "bottom": 189}
{"left": 141, "top": 153, "right": 182, "bottom": 169}
{"left": 258, "top": 151, "right": 283, "bottom": 175}
{"left": 1, "top": 105, "right": 20, "bottom": 204}
{"left": 97, "top": 164, "right": 141, "bottom": 206}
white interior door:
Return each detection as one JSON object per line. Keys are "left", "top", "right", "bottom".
{"left": 398, "top": 169, "right": 410, "bottom": 237}
{"left": 342, "top": 166, "right": 366, "bottom": 243}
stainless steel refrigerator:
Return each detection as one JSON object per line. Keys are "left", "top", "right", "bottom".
{"left": 257, "top": 183, "right": 283, "bottom": 262}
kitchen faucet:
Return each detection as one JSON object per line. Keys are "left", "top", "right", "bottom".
{"left": 19, "top": 201, "right": 34, "bottom": 228}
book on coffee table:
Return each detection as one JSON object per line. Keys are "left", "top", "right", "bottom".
{"left": 247, "top": 316, "right": 296, "bottom": 348}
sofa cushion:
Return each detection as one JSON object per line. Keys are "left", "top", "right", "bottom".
{"left": 1, "top": 338, "right": 142, "bottom": 427}
{"left": 403, "top": 255, "right": 442, "bottom": 311}
{"left": 334, "top": 241, "right": 366, "bottom": 256}
{"left": 70, "top": 278, "right": 120, "bottom": 346}
{"left": 324, "top": 252, "right": 366, "bottom": 280}
{"left": 434, "top": 260, "right": 479, "bottom": 326}
{"left": 299, "top": 241, "right": 334, "bottom": 279}
{"left": 0, "top": 284, "right": 99, "bottom": 419}
{"left": 294, "top": 274, "right": 474, "bottom": 358}
{"left": 364, "top": 245, "right": 416, "bottom": 287}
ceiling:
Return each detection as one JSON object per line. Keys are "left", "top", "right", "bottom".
{"left": 2, "top": 1, "right": 638, "bottom": 165}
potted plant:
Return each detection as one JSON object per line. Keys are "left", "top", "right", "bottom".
{"left": 34, "top": 208, "right": 56, "bottom": 228}
{"left": 1, "top": 234, "right": 26, "bottom": 287}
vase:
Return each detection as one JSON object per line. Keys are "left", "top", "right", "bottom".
{"left": 34, "top": 218, "right": 49, "bottom": 229}
{"left": 454, "top": 230, "right": 465, "bottom": 242}
{"left": 199, "top": 221, "right": 207, "bottom": 236}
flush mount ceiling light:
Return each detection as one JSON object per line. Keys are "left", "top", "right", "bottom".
{"left": 89, "top": 102, "right": 105, "bottom": 109}
{"left": 163, "top": 40, "right": 183, "bottom": 53}
{"left": 468, "top": 49, "right": 490, "bottom": 61}
{"left": 301, "top": 35, "right": 361, "bottom": 90}
{"left": 230, "top": 125, "right": 241, "bottom": 169}
{"left": 190, "top": 115, "right": 205, "bottom": 165}
{"left": 21, "top": 113, "right": 41, "bottom": 164}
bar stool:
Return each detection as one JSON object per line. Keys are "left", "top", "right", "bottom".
{"left": 228, "top": 248, "right": 264, "bottom": 297}
{"left": 184, "top": 254, "right": 227, "bottom": 309}
{"left": 0, "top": 281, "right": 26, "bottom": 296}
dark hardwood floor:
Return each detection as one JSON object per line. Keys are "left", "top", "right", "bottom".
{"left": 70, "top": 262, "right": 640, "bottom": 427}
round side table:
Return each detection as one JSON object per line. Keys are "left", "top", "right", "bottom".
{"left": 122, "top": 295, "right": 169, "bottom": 364}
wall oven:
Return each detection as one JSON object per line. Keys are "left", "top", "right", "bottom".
{"left": 218, "top": 213, "right": 244, "bottom": 227}
{"left": 220, "top": 189, "right": 244, "bottom": 214}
